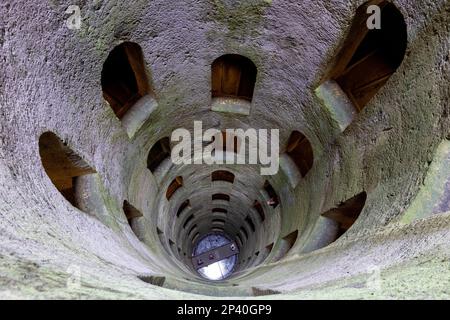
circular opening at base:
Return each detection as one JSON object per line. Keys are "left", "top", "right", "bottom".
{"left": 193, "top": 233, "right": 238, "bottom": 281}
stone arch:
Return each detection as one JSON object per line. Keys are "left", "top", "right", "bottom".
{"left": 212, "top": 54, "right": 257, "bottom": 102}
{"left": 38, "top": 132, "right": 96, "bottom": 208}
{"left": 101, "top": 42, "right": 153, "bottom": 119}
{"left": 147, "top": 137, "right": 171, "bottom": 173}
{"left": 123, "top": 200, "right": 144, "bottom": 237}
{"left": 211, "top": 170, "right": 235, "bottom": 183}
{"left": 286, "top": 131, "right": 314, "bottom": 178}
{"left": 321, "top": 192, "right": 368, "bottom": 243}
{"left": 322, "top": 1, "right": 407, "bottom": 112}
{"left": 166, "top": 176, "right": 183, "bottom": 200}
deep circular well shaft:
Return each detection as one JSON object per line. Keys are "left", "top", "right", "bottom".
{"left": 0, "top": 0, "right": 449, "bottom": 299}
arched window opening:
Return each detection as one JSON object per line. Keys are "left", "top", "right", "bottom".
{"left": 101, "top": 42, "right": 151, "bottom": 119}
{"left": 245, "top": 216, "right": 255, "bottom": 232}
{"left": 156, "top": 227, "right": 166, "bottom": 249}
{"left": 326, "top": 1, "right": 407, "bottom": 112}
{"left": 266, "top": 243, "right": 274, "bottom": 254}
{"left": 236, "top": 234, "right": 243, "bottom": 247}
{"left": 212, "top": 208, "right": 228, "bottom": 214}
{"left": 176, "top": 199, "right": 190, "bottom": 218}
{"left": 211, "top": 54, "right": 257, "bottom": 102}
{"left": 39, "top": 132, "right": 96, "bottom": 208}
{"left": 253, "top": 200, "right": 265, "bottom": 222}
{"left": 286, "top": 131, "right": 314, "bottom": 177}
{"left": 283, "top": 230, "right": 298, "bottom": 254}
{"left": 212, "top": 170, "right": 235, "bottom": 183}
{"left": 147, "top": 137, "right": 171, "bottom": 172}
{"left": 188, "top": 225, "right": 198, "bottom": 238}
{"left": 138, "top": 276, "right": 166, "bottom": 287}
{"left": 212, "top": 193, "right": 230, "bottom": 201}
{"left": 263, "top": 181, "right": 279, "bottom": 208}
{"left": 213, "top": 218, "right": 226, "bottom": 225}
{"left": 252, "top": 288, "right": 281, "bottom": 297}
{"left": 193, "top": 232, "right": 200, "bottom": 243}
{"left": 240, "top": 226, "right": 248, "bottom": 240}
{"left": 166, "top": 176, "right": 183, "bottom": 200}
{"left": 273, "top": 230, "right": 298, "bottom": 262}
{"left": 183, "top": 214, "right": 194, "bottom": 229}
{"left": 123, "top": 200, "right": 143, "bottom": 231}
{"left": 321, "top": 192, "right": 367, "bottom": 242}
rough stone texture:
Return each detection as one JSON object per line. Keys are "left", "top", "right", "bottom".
{"left": 0, "top": 0, "right": 449, "bottom": 299}
{"left": 315, "top": 80, "right": 357, "bottom": 132}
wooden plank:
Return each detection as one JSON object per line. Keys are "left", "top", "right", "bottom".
{"left": 124, "top": 43, "right": 151, "bottom": 96}
{"left": 222, "top": 60, "right": 241, "bottom": 96}
{"left": 211, "top": 60, "right": 223, "bottom": 98}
